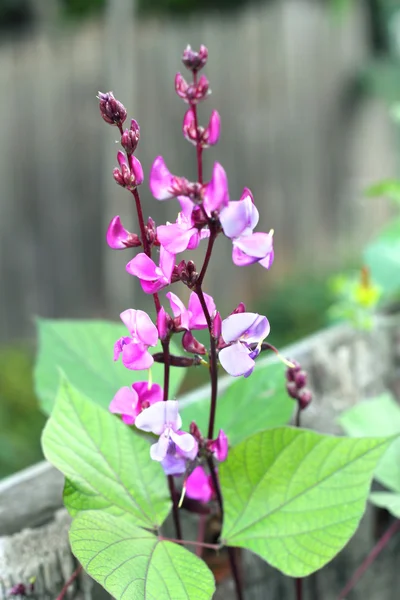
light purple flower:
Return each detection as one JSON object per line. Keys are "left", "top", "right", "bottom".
{"left": 114, "top": 309, "right": 159, "bottom": 370}
{"left": 220, "top": 189, "right": 274, "bottom": 269}
{"left": 109, "top": 382, "right": 163, "bottom": 425}
{"left": 149, "top": 156, "right": 187, "bottom": 201}
{"left": 208, "top": 429, "right": 228, "bottom": 462}
{"left": 126, "top": 246, "right": 175, "bottom": 294}
{"left": 135, "top": 400, "right": 197, "bottom": 463}
{"left": 165, "top": 291, "right": 216, "bottom": 331}
{"left": 106, "top": 216, "right": 141, "bottom": 250}
{"left": 203, "top": 162, "right": 229, "bottom": 217}
{"left": 157, "top": 197, "right": 209, "bottom": 254}
{"left": 185, "top": 466, "right": 214, "bottom": 503}
{"left": 219, "top": 312, "right": 270, "bottom": 377}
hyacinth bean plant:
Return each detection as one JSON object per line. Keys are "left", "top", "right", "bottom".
{"left": 36, "top": 46, "right": 400, "bottom": 600}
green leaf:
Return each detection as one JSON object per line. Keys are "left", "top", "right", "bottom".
{"left": 370, "top": 491, "right": 400, "bottom": 519}
{"left": 70, "top": 510, "right": 215, "bottom": 600}
{"left": 363, "top": 218, "right": 400, "bottom": 296}
{"left": 42, "top": 379, "right": 170, "bottom": 528}
{"left": 35, "top": 318, "right": 185, "bottom": 414}
{"left": 180, "top": 362, "right": 293, "bottom": 446}
{"left": 220, "top": 427, "right": 393, "bottom": 577}
{"left": 338, "top": 393, "right": 400, "bottom": 492}
{"left": 365, "top": 179, "right": 400, "bottom": 203}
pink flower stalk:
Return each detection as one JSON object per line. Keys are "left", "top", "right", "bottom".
{"left": 208, "top": 429, "right": 229, "bottom": 462}
{"left": 126, "top": 246, "right": 175, "bottom": 294}
{"left": 135, "top": 400, "right": 197, "bottom": 465}
{"left": 203, "top": 162, "right": 230, "bottom": 217}
{"left": 98, "top": 91, "right": 127, "bottom": 126}
{"left": 185, "top": 466, "right": 214, "bottom": 503}
{"left": 113, "top": 151, "right": 144, "bottom": 190}
{"left": 219, "top": 312, "right": 270, "bottom": 377}
{"left": 157, "top": 197, "right": 209, "bottom": 254}
{"left": 182, "top": 44, "right": 208, "bottom": 72}
{"left": 182, "top": 109, "right": 220, "bottom": 148}
{"left": 114, "top": 309, "right": 158, "bottom": 370}
{"left": 220, "top": 189, "right": 274, "bottom": 269}
{"left": 109, "top": 382, "right": 163, "bottom": 425}
{"left": 106, "top": 216, "right": 141, "bottom": 250}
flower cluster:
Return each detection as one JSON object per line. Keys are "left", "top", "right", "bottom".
{"left": 101, "top": 44, "right": 274, "bottom": 504}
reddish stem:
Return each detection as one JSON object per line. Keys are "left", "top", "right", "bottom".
{"left": 132, "top": 188, "right": 150, "bottom": 256}
{"left": 197, "top": 229, "right": 217, "bottom": 287}
{"left": 295, "top": 577, "right": 303, "bottom": 600}
{"left": 337, "top": 519, "right": 400, "bottom": 599}
{"left": 56, "top": 565, "right": 82, "bottom": 600}
{"left": 159, "top": 535, "right": 220, "bottom": 550}
{"left": 196, "top": 514, "right": 207, "bottom": 557}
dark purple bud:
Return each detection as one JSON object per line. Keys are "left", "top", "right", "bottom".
{"left": 190, "top": 421, "right": 203, "bottom": 440}
{"left": 182, "top": 44, "right": 208, "bottom": 71}
{"left": 152, "top": 353, "right": 199, "bottom": 367}
{"left": 187, "top": 260, "right": 197, "bottom": 275}
{"left": 8, "top": 584, "right": 27, "bottom": 596}
{"left": 145, "top": 216, "right": 157, "bottom": 245}
{"left": 121, "top": 119, "right": 140, "bottom": 154}
{"left": 231, "top": 302, "right": 246, "bottom": 315}
{"left": 298, "top": 388, "right": 312, "bottom": 410}
{"left": 285, "top": 359, "right": 301, "bottom": 382}
{"left": 98, "top": 91, "right": 127, "bottom": 126}
{"left": 294, "top": 370, "right": 307, "bottom": 389}
{"left": 182, "top": 330, "right": 207, "bottom": 355}
{"left": 286, "top": 381, "right": 298, "bottom": 400}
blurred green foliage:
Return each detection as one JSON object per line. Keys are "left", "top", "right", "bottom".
{"left": 0, "top": 343, "right": 45, "bottom": 478}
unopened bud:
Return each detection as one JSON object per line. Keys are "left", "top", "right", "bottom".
{"left": 190, "top": 421, "right": 203, "bottom": 440}
{"left": 145, "top": 216, "right": 157, "bottom": 245}
{"left": 294, "top": 370, "right": 307, "bottom": 389}
{"left": 121, "top": 119, "right": 140, "bottom": 154}
{"left": 113, "top": 151, "right": 144, "bottom": 190}
{"left": 297, "top": 388, "right": 312, "bottom": 410}
{"left": 182, "top": 44, "right": 208, "bottom": 71}
{"left": 182, "top": 330, "right": 207, "bottom": 355}
{"left": 212, "top": 312, "right": 222, "bottom": 339}
{"left": 98, "top": 91, "right": 127, "bottom": 126}
{"left": 286, "top": 381, "right": 298, "bottom": 400}
{"left": 157, "top": 307, "right": 171, "bottom": 341}
{"left": 175, "top": 73, "right": 189, "bottom": 100}
{"left": 232, "top": 302, "right": 246, "bottom": 315}
{"left": 203, "top": 110, "right": 220, "bottom": 147}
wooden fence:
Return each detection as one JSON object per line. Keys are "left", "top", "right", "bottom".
{"left": 0, "top": 0, "right": 396, "bottom": 342}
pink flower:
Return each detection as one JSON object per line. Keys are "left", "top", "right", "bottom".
{"left": 149, "top": 156, "right": 188, "bottom": 201}
{"left": 203, "top": 162, "right": 229, "bottom": 217}
{"left": 185, "top": 466, "right": 214, "bottom": 503}
{"left": 157, "top": 197, "right": 209, "bottom": 254}
{"left": 208, "top": 429, "right": 229, "bottom": 462}
{"left": 219, "top": 312, "right": 270, "bottom": 377}
{"left": 113, "top": 151, "right": 143, "bottom": 190}
{"left": 203, "top": 110, "right": 220, "bottom": 147}
{"left": 182, "top": 109, "right": 220, "bottom": 148}
{"left": 135, "top": 400, "right": 197, "bottom": 465}
{"left": 165, "top": 291, "right": 216, "bottom": 331}
{"left": 220, "top": 189, "right": 274, "bottom": 269}
{"left": 106, "top": 216, "right": 141, "bottom": 250}
{"left": 126, "top": 246, "right": 175, "bottom": 294}
{"left": 114, "top": 309, "right": 159, "bottom": 370}
{"left": 109, "top": 382, "right": 163, "bottom": 425}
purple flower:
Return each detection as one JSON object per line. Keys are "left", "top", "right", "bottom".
{"left": 182, "top": 109, "right": 220, "bottom": 148}
{"left": 109, "top": 382, "right": 163, "bottom": 425}
{"left": 150, "top": 156, "right": 188, "bottom": 201}
{"left": 165, "top": 291, "right": 216, "bottom": 331}
{"left": 219, "top": 312, "right": 270, "bottom": 377}
{"left": 113, "top": 151, "right": 144, "bottom": 190}
{"left": 135, "top": 400, "right": 197, "bottom": 464}
{"left": 106, "top": 216, "right": 141, "bottom": 250}
{"left": 185, "top": 466, "right": 214, "bottom": 503}
{"left": 203, "top": 162, "right": 229, "bottom": 217}
{"left": 157, "top": 196, "right": 209, "bottom": 254}
{"left": 114, "top": 309, "right": 159, "bottom": 370}
{"left": 208, "top": 429, "right": 228, "bottom": 462}
{"left": 220, "top": 189, "right": 274, "bottom": 269}
{"left": 126, "top": 246, "right": 175, "bottom": 294}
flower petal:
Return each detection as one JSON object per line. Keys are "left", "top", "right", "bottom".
{"left": 150, "top": 156, "right": 175, "bottom": 200}
{"left": 161, "top": 454, "right": 187, "bottom": 476}
{"left": 121, "top": 343, "right": 153, "bottom": 370}
{"left": 218, "top": 342, "right": 255, "bottom": 377}
{"left": 166, "top": 292, "right": 190, "bottom": 330}
{"left": 220, "top": 196, "right": 258, "bottom": 239}
{"left": 221, "top": 312, "right": 261, "bottom": 343}
{"left": 188, "top": 292, "right": 216, "bottom": 330}
{"left": 159, "top": 246, "right": 176, "bottom": 280}
{"left": 109, "top": 386, "right": 139, "bottom": 423}
{"left": 170, "top": 430, "right": 196, "bottom": 455}
{"left": 244, "top": 315, "right": 270, "bottom": 344}
{"left": 135, "top": 401, "right": 174, "bottom": 435}
{"left": 150, "top": 433, "right": 170, "bottom": 461}
{"left": 131, "top": 382, "right": 163, "bottom": 406}
{"left": 203, "top": 162, "right": 229, "bottom": 216}
{"left": 185, "top": 466, "right": 214, "bottom": 503}
{"left": 135, "top": 310, "right": 159, "bottom": 346}
{"left": 233, "top": 231, "right": 274, "bottom": 260}
{"left": 157, "top": 223, "right": 194, "bottom": 253}
{"left": 106, "top": 216, "right": 133, "bottom": 249}
{"left": 126, "top": 253, "right": 160, "bottom": 281}
{"left": 210, "top": 429, "right": 229, "bottom": 462}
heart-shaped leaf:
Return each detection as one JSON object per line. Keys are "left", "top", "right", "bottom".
{"left": 181, "top": 362, "right": 293, "bottom": 446}
{"left": 220, "top": 427, "right": 393, "bottom": 577}
{"left": 35, "top": 318, "right": 185, "bottom": 414}
{"left": 42, "top": 379, "right": 170, "bottom": 528}
{"left": 338, "top": 393, "right": 400, "bottom": 492}
{"left": 70, "top": 510, "right": 215, "bottom": 600}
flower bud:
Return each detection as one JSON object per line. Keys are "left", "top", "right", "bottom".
{"left": 298, "top": 388, "right": 312, "bottom": 410}
{"left": 232, "top": 302, "right": 246, "bottom": 315}
{"left": 157, "top": 307, "right": 171, "bottom": 341}
{"left": 175, "top": 73, "right": 189, "bottom": 100}
{"left": 121, "top": 119, "right": 140, "bottom": 154}
{"left": 106, "top": 216, "right": 141, "bottom": 250}
{"left": 203, "top": 110, "right": 220, "bottom": 147}
{"left": 98, "top": 91, "right": 127, "bottom": 126}
{"left": 294, "top": 370, "right": 307, "bottom": 389}
{"left": 286, "top": 381, "right": 298, "bottom": 400}
{"left": 190, "top": 421, "right": 203, "bottom": 440}
{"left": 182, "top": 44, "right": 208, "bottom": 71}
{"left": 182, "top": 331, "right": 207, "bottom": 355}
{"left": 145, "top": 216, "right": 157, "bottom": 245}
{"left": 195, "top": 75, "right": 210, "bottom": 102}
{"left": 182, "top": 108, "right": 198, "bottom": 145}
{"left": 208, "top": 429, "right": 228, "bottom": 462}
{"left": 212, "top": 312, "right": 222, "bottom": 339}
{"left": 113, "top": 151, "right": 143, "bottom": 190}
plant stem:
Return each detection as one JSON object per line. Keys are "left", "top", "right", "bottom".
{"left": 161, "top": 339, "right": 170, "bottom": 401}
{"left": 56, "top": 564, "right": 82, "bottom": 600}
{"left": 337, "top": 519, "right": 400, "bottom": 599}
{"left": 295, "top": 577, "right": 303, "bottom": 600}
{"left": 191, "top": 72, "right": 203, "bottom": 184}
{"left": 168, "top": 474, "right": 183, "bottom": 542}
{"left": 197, "top": 230, "right": 217, "bottom": 287}
{"left": 132, "top": 187, "right": 150, "bottom": 256}
{"left": 159, "top": 535, "right": 220, "bottom": 551}
{"left": 196, "top": 514, "right": 207, "bottom": 557}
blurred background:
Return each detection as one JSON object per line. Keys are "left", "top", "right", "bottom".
{"left": 1, "top": 0, "right": 399, "bottom": 477}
